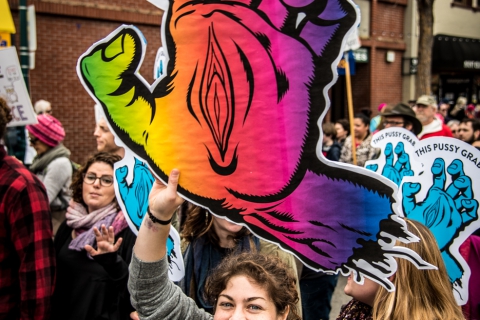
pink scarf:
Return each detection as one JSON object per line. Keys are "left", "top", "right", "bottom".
{"left": 66, "top": 201, "right": 128, "bottom": 255}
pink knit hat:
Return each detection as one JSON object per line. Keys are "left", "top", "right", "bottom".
{"left": 27, "top": 114, "right": 65, "bottom": 147}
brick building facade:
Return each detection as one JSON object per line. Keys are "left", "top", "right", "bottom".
{"left": 329, "top": 0, "right": 408, "bottom": 121}
{"left": 8, "top": 0, "right": 163, "bottom": 164}
{"left": 9, "top": 0, "right": 475, "bottom": 160}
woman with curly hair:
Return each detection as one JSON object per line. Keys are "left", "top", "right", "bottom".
{"left": 179, "top": 203, "right": 301, "bottom": 315}
{"left": 337, "top": 219, "right": 464, "bottom": 320}
{"left": 128, "top": 169, "right": 301, "bottom": 320}
{"left": 52, "top": 152, "right": 136, "bottom": 320}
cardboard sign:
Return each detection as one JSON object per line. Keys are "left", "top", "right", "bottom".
{"left": 78, "top": 0, "right": 433, "bottom": 291}
{"left": 0, "top": 47, "right": 37, "bottom": 126}
{"left": 367, "top": 128, "right": 480, "bottom": 304}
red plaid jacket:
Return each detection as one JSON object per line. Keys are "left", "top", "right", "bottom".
{"left": 0, "top": 147, "right": 56, "bottom": 319}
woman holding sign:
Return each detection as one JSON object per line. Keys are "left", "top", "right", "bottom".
{"left": 128, "top": 169, "right": 301, "bottom": 320}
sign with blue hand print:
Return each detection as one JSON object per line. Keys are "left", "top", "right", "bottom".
{"left": 113, "top": 151, "right": 185, "bottom": 281}
{"left": 95, "top": 104, "right": 185, "bottom": 281}
{"left": 366, "top": 128, "right": 421, "bottom": 186}
{"left": 367, "top": 129, "right": 480, "bottom": 305}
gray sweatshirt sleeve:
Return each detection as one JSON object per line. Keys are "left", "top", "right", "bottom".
{"left": 43, "top": 157, "right": 72, "bottom": 206}
{"left": 128, "top": 253, "right": 213, "bottom": 320}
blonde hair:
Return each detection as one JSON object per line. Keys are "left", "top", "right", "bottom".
{"left": 372, "top": 219, "right": 464, "bottom": 320}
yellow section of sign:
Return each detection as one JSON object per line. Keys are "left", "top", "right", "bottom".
{"left": 0, "top": 0, "right": 16, "bottom": 33}
{"left": 0, "top": 32, "right": 11, "bottom": 47}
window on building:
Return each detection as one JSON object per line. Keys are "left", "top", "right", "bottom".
{"left": 451, "top": 0, "right": 478, "bottom": 11}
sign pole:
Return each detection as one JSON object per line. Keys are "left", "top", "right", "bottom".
{"left": 344, "top": 51, "right": 357, "bottom": 166}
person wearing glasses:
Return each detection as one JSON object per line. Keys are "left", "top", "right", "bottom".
{"left": 26, "top": 114, "right": 72, "bottom": 235}
{"left": 51, "top": 152, "right": 136, "bottom": 320}
{"left": 381, "top": 103, "right": 422, "bottom": 136}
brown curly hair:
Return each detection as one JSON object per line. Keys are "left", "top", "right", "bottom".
{"left": 70, "top": 152, "right": 122, "bottom": 209}
{"left": 181, "top": 203, "right": 250, "bottom": 246}
{"left": 0, "top": 97, "right": 13, "bottom": 135}
{"left": 205, "top": 252, "right": 300, "bottom": 320}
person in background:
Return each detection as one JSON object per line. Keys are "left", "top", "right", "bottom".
{"left": 473, "top": 140, "right": 480, "bottom": 149}
{"left": 322, "top": 122, "right": 342, "bottom": 161}
{"left": 27, "top": 114, "right": 72, "bottom": 236}
{"left": 34, "top": 99, "right": 53, "bottom": 115}
{"left": 52, "top": 152, "right": 136, "bottom": 320}
{"left": 94, "top": 104, "right": 125, "bottom": 158}
{"left": 450, "top": 97, "right": 467, "bottom": 121}
{"left": 465, "top": 104, "right": 476, "bottom": 119}
{"left": 339, "top": 113, "right": 377, "bottom": 167}
{"left": 458, "top": 118, "right": 480, "bottom": 147}
{"left": 372, "top": 104, "right": 393, "bottom": 134}
{"left": 381, "top": 103, "right": 422, "bottom": 135}
{"left": 0, "top": 97, "right": 56, "bottom": 319}
{"left": 334, "top": 119, "right": 349, "bottom": 148}
{"left": 447, "top": 120, "right": 461, "bottom": 139}
{"left": 128, "top": 169, "right": 301, "bottom": 320}
{"left": 414, "top": 95, "right": 453, "bottom": 140}
{"left": 407, "top": 99, "right": 417, "bottom": 109}
{"left": 337, "top": 219, "right": 464, "bottom": 320}
{"left": 437, "top": 99, "right": 452, "bottom": 124}
{"left": 369, "top": 103, "right": 387, "bottom": 132}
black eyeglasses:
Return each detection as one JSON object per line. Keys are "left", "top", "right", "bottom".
{"left": 384, "top": 120, "right": 404, "bottom": 126}
{"left": 83, "top": 173, "right": 114, "bottom": 187}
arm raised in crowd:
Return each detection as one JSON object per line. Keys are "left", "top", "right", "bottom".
{"left": 134, "top": 169, "right": 184, "bottom": 262}
{"left": 128, "top": 170, "right": 212, "bottom": 319}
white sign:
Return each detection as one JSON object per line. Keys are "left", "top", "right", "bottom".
{"left": 0, "top": 47, "right": 37, "bottom": 126}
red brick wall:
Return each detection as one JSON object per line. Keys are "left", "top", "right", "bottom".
{"left": 374, "top": 3, "right": 405, "bottom": 42}
{"left": 370, "top": 48, "right": 403, "bottom": 116}
{"left": 10, "top": 10, "right": 162, "bottom": 164}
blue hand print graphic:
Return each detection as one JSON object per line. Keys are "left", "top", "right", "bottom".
{"left": 116, "top": 158, "right": 154, "bottom": 229}
{"left": 366, "top": 142, "right": 414, "bottom": 186}
{"left": 115, "top": 156, "right": 185, "bottom": 280}
{"left": 402, "top": 158, "right": 478, "bottom": 284}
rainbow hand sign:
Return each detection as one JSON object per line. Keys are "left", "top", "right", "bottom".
{"left": 78, "top": 0, "right": 432, "bottom": 289}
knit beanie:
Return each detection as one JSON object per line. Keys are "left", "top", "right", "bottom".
{"left": 27, "top": 114, "right": 65, "bottom": 147}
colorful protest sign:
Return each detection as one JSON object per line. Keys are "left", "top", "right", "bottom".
{"left": 95, "top": 104, "right": 185, "bottom": 281}
{"left": 77, "top": 0, "right": 432, "bottom": 290}
{"left": 367, "top": 128, "right": 480, "bottom": 304}
{"left": 0, "top": 47, "right": 37, "bottom": 126}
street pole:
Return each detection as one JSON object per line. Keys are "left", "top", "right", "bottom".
{"left": 19, "top": 0, "right": 30, "bottom": 91}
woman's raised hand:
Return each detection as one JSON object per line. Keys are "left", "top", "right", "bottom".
{"left": 148, "top": 169, "right": 184, "bottom": 222}
{"left": 85, "top": 224, "right": 123, "bottom": 256}
{"left": 134, "top": 169, "right": 184, "bottom": 262}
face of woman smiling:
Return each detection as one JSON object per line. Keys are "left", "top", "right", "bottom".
{"left": 214, "top": 275, "right": 287, "bottom": 320}
{"left": 82, "top": 161, "right": 116, "bottom": 213}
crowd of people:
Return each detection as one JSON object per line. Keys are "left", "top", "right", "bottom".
{"left": 322, "top": 95, "right": 480, "bottom": 169}
{"left": 1, "top": 94, "right": 479, "bottom": 320}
